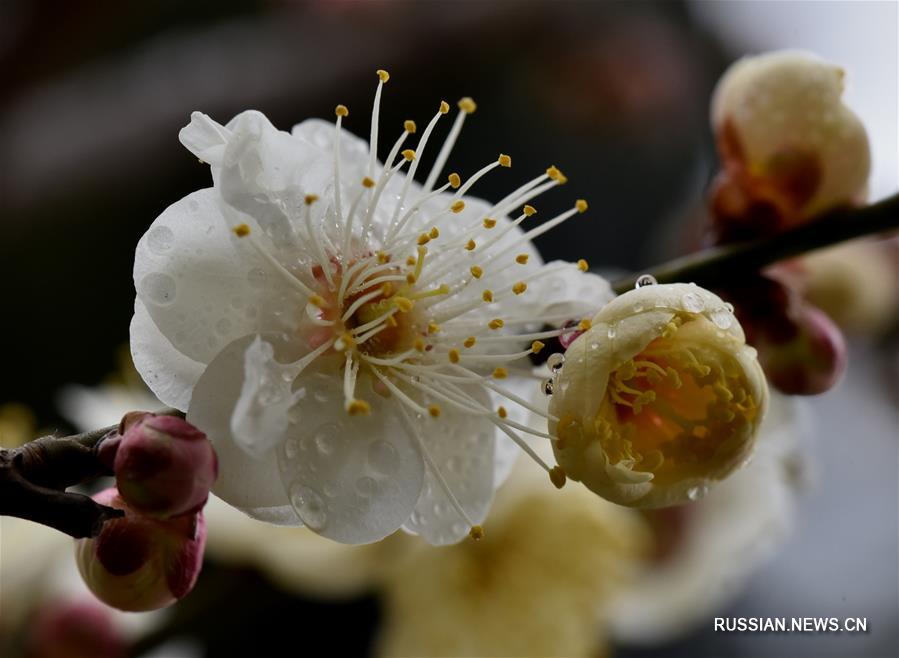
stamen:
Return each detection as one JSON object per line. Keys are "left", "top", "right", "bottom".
{"left": 422, "top": 98, "right": 475, "bottom": 193}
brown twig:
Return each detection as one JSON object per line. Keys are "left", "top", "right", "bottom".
{"left": 0, "top": 409, "right": 184, "bottom": 538}
{"left": 612, "top": 192, "right": 899, "bottom": 294}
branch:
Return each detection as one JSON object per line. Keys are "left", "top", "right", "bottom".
{"left": 0, "top": 409, "right": 184, "bottom": 538}
{"left": 612, "top": 192, "right": 899, "bottom": 294}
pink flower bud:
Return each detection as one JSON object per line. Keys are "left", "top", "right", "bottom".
{"left": 75, "top": 488, "right": 206, "bottom": 612}
{"left": 26, "top": 599, "right": 125, "bottom": 658}
{"left": 114, "top": 414, "right": 217, "bottom": 518}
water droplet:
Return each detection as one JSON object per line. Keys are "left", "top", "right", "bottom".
{"left": 633, "top": 302, "right": 644, "bottom": 313}
{"left": 635, "top": 274, "right": 657, "bottom": 288}
{"left": 542, "top": 378, "right": 554, "bottom": 395}
{"left": 547, "top": 353, "right": 565, "bottom": 373}
{"left": 589, "top": 341, "right": 600, "bottom": 350}
{"left": 724, "top": 302, "right": 735, "bottom": 313}
{"left": 711, "top": 309, "right": 733, "bottom": 329}
{"left": 247, "top": 267, "right": 267, "bottom": 288}
{"left": 215, "top": 318, "right": 232, "bottom": 335}
{"left": 368, "top": 440, "right": 398, "bottom": 475}
{"left": 355, "top": 476, "right": 376, "bottom": 498}
{"left": 323, "top": 484, "right": 338, "bottom": 498}
{"left": 681, "top": 292, "right": 704, "bottom": 313}
{"left": 289, "top": 484, "right": 327, "bottom": 529}
{"left": 686, "top": 485, "right": 707, "bottom": 501}
{"left": 446, "top": 456, "right": 464, "bottom": 474}
{"left": 451, "top": 522, "right": 467, "bottom": 536}
{"left": 434, "top": 501, "right": 449, "bottom": 517}
{"left": 284, "top": 437, "right": 299, "bottom": 459}
{"left": 147, "top": 226, "right": 174, "bottom": 254}
{"left": 607, "top": 324, "right": 617, "bottom": 339}
{"left": 315, "top": 432, "right": 334, "bottom": 455}
{"left": 139, "top": 273, "right": 177, "bottom": 306}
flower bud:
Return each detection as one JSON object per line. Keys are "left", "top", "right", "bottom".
{"left": 26, "top": 599, "right": 125, "bottom": 658}
{"left": 113, "top": 414, "right": 217, "bottom": 518}
{"left": 75, "top": 488, "right": 206, "bottom": 612}
{"left": 710, "top": 50, "right": 870, "bottom": 238}
{"left": 548, "top": 283, "right": 767, "bottom": 508}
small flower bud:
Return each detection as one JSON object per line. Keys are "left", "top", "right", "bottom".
{"left": 26, "top": 599, "right": 125, "bottom": 658}
{"left": 548, "top": 283, "right": 767, "bottom": 508}
{"left": 710, "top": 50, "right": 870, "bottom": 238}
{"left": 114, "top": 414, "right": 217, "bottom": 518}
{"left": 75, "top": 488, "right": 206, "bottom": 612}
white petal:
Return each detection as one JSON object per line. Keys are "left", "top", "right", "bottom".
{"left": 275, "top": 366, "right": 425, "bottom": 544}
{"left": 402, "top": 386, "right": 496, "bottom": 545}
{"left": 179, "top": 111, "right": 231, "bottom": 167}
{"left": 219, "top": 111, "right": 331, "bottom": 245}
{"left": 291, "top": 118, "right": 370, "bottom": 176}
{"left": 187, "top": 336, "right": 300, "bottom": 525}
{"left": 520, "top": 263, "right": 614, "bottom": 321}
{"left": 130, "top": 299, "right": 204, "bottom": 411}
{"left": 230, "top": 336, "right": 304, "bottom": 458}
{"left": 133, "top": 188, "right": 302, "bottom": 365}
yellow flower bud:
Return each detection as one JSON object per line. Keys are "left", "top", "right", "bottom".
{"left": 711, "top": 50, "right": 870, "bottom": 221}
{"left": 548, "top": 283, "right": 767, "bottom": 508}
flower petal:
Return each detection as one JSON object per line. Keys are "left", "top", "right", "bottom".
{"left": 130, "top": 299, "right": 204, "bottom": 411}
{"left": 521, "top": 263, "right": 614, "bottom": 322}
{"left": 179, "top": 111, "right": 231, "bottom": 167}
{"left": 187, "top": 336, "right": 299, "bottom": 525}
{"left": 275, "top": 366, "right": 425, "bottom": 544}
{"left": 133, "top": 188, "right": 303, "bottom": 366}
{"left": 402, "top": 386, "right": 496, "bottom": 545}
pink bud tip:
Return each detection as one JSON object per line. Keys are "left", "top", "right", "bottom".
{"left": 27, "top": 599, "right": 125, "bottom": 658}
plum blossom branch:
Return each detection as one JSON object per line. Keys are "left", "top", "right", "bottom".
{"left": 0, "top": 408, "right": 184, "bottom": 538}
{"left": 612, "top": 192, "right": 899, "bottom": 294}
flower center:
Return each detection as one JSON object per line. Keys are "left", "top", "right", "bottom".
{"left": 596, "top": 314, "right": 760, "bottom": 484}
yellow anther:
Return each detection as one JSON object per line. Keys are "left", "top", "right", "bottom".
{"left": 429, "top": 226, "right": 440, "bottom": 239}
{"left": 428, "top": 321, "right": 441, "bottom": 334}
{"left": 386, "top": 315, "right": 398, "bottom": 327}
{"left": 483, "top": 218, "right": 496, "bottom": 229}
{"left": 577, "top": 259, "right": 589, "bottom": 272}
{"left": 523, "top": 205, "right": 537, "bottom": 217}
{"left": 549, "top": 466, "right": 567, "bottom": 489}
{"left": 308, "top": 294, "right": 326, "bottom": 308}
{"left": 428, "top": 404, "right": 442, "bottom": 418}
{"left": 362, "top": 176, "right": 376, "bottom": 188}
{"left": 482, "top": 290, "right": 494, "bottom": 303}
{"left": 393, "top": 297, "right": 414, "bottom": 312}
{"left": 347, "top": 399, "right": 371, "bottom": 416}
{"left": 414, "top": 338, "right": 426, "bottom": 352}
{"left": 335, "top": 104, "right": 349, "bottom": 118}
{"left": 512, "top": 282, "right": 527, "bottom": 295}
{"left": 404, "top": 119, "right": 417, "bottom": 133}
{"left": 406, "top": 272, "right": 417, "bottom": 285}
{"left": 531, "top": 340, "right": 545, "bottom": 354}
{"left": 439, "top": 100, "right": 450, "bottom": 114}
{"left": 406, "top": 255, "right": 417, "bottom": 266}
{"left": 497, "top": 406, "right": 508, "bottom": 419}
{"left": 488, "top": 318, "right": 504, "bottom": 330}
{"left": 377, "top": 251, "right": 390, "bottom": 264}
{"left": 402, "top": 149, "right": 416, "bottom": 162}
{"left": 575, "top": 199, "right": 588, "bottom": 213}
{"left": 515, "top": 254, "right": 530, "bottom": 265}
{"left": 546, "top": 165, "right": 567, "bottom": 183}
{"left": 463, "top": 336, "right": 477, "bottom": 348}
{"left": 233, "top": 223, "right": 251, "bottom": 237}
{"left": 578, "top": 319, "right": 592, "bottom": 331}
{"left": 377, "top": 69, "right": 390, "bottom": 83}
{"left": 304, "top": 194, "right": 319, "bottom": 205}
{"left": 469, "top": 525, "right": 485, "bottom": 541}
{"left": 381, "top": 282, "right": 394, "bottom": 297}
{"left": 449, "top": 348, "right": 460, "bottom": 364}
{"left": 458, "top": 97, "right": 477, "bottom": 114}
{"left": 498, "top": 154, "right": 511, "bottom": 167}
{"left": 470, "top": 266, "right": 483, "bottom": 279}
{"left": 417, "top": 233, "right": 431, "bottom": 246}
{"left": 450, "top": 200, "right": 466, "bottom": 213}
{"left": 492, "top": 367, "right": 508, "bottom": 379}
{"left": 465, "top": 239, "right": 477, "bottom": 251}
{"left": 448, "top": 172, "right": 461, "bottom": 188}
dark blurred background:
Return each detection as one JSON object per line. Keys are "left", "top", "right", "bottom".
{"left": 1, "top": 2, "right": 896, "bottom": 657}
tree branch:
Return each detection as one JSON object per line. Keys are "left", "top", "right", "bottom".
{"left": 612, "top": 192, "right": 899, "bottom": 294}
{"left": 0, "top": 409, "right": 184, "bottom": 538}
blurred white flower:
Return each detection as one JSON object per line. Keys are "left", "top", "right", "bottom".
{"left": 131, "top": 70, "right": 612, "bottom": 544}
{"left": 608, "top": 391, "right": 811, "bottom": 644}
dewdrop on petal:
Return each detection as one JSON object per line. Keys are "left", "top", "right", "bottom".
{"left": 710, "top": 50, "right": 870, "bottom": 233}
{"left": 548, "top": 283, "right": 767, "bottom": 508}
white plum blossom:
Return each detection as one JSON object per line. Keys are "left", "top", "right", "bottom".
{"left": 131, "top": 70, "right": 613, "bottom": 545}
